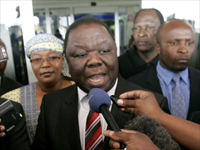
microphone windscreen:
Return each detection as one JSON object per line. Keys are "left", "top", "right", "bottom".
{"left": 88, "top": 88, "right": 111, "bottom": 113}
{"left": 125, "top": 115, "right": 181, "bottom": 150}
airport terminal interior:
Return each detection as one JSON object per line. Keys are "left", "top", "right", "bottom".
{"left": 0, "top": 0, "right": 200, "bottom": 85}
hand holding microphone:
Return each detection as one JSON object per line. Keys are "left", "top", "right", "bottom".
{"left": 88, "top": 88, "right": 126, "bottom": 149}
{"left": 104, "top": 129, "right": 160, "bottom": 150}
{"left": 0, "top": 118, "right": 6, "bottom": 138}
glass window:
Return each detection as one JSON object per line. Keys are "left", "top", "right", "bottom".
{"left": 33, "top": 9, "right": 46, "bottom": 34}
{"left": 0, "top": 2, "right": 29, "bottom": 85}
{"left": 49, "top": 8, "right": 71, "bottom": 40}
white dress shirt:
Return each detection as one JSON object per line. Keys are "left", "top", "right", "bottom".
{"left": 78, "top": 78, "right": 118, "bottom": 150}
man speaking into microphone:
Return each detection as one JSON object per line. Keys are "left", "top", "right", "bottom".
{"left": 32, "top": 16, "right": 169, "bottom": 150}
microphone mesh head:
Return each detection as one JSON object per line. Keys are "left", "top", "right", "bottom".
{"left": 125, "top": 115, "right": 181, "bottom": 150}
{"left": 88, "top": 88, "right": 111, "bottom": 113}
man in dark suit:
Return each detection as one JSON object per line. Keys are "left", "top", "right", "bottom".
{"left": 32, "top": 16, "right": 169, "bottom": 150}
{"left": 0, "top": 98, "right": 30, "bottom": 150}
{"left": 128, "top": 19, "right": 200, "bottom": 120}
{"left": 118, "top": 8, "right": 164, "bottom": 79}
{"left": 0, "top": 38, "right": 22, "bottom": 96}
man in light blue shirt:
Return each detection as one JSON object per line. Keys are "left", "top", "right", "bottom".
{"left": 128, "top": 19, "right": 200, "bottom": 120}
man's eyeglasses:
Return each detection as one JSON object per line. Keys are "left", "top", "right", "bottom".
{"left": 30, "top": 56, "right": 61, "bottom": 66}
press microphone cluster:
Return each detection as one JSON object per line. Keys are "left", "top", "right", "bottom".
{"left": 125, "top": 115, "right": 181, "bottom": 150}
{"left": 88, "top": 88, "right": 126, "bottom": 149}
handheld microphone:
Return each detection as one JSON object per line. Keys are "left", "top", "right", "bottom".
{"left": 88, "top": 88, "right": 126, "bottom": 149}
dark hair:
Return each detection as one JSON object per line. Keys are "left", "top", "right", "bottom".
{"left": 133, "top": 8, "right": 164, "bottom": 24}
{"left": 64, "top": 16, "right": 115, "bottom": 54}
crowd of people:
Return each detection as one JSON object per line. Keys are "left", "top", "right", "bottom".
{"left": 0, "top": 8, "right": 199, "bottom": 150}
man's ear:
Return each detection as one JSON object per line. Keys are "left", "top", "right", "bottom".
{"left": 155, "top": 44, "right": 161, "bottom": 54}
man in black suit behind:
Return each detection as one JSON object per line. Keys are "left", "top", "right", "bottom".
{"left": 128, "top": 19, "right": 200, "bottom": 120}
{"left": 118, "top": 8, "right": 164, "bottom": 79}
{"left": 32, "top": 16, "right": 169, "bottom": 150}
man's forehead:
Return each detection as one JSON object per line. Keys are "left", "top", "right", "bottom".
{"left": 163, "top": 21, "right": 194, "bottom": 34}
{"left": 71, "top": 23, "right": 106, "bottom": 33}
{"left": 69, "top": 24, "right": 112, "bottom": 41}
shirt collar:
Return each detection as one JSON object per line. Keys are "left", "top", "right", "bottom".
{"left": 157, "top": 61, "right": 188, "bottom": 85}
{"left": 179, "top": 68, "right": 189, "bottom": 84}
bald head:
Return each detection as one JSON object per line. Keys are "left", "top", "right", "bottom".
{"left": 156, "top": 19, "right": 195, "bottom": 44}
{"left": 156, "top": 19, "right": 195, "bottom": 73}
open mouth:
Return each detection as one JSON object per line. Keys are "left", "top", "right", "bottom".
{"left": 89, "top": 74, "right": 104, "bottom": 83}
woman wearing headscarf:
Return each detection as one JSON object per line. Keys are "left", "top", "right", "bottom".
{"left": 1, "top": 33, "right": 74, "bottom": 143}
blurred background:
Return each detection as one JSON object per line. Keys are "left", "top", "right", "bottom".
{"left": 0, "top": 0, "right": 199, "bottom": 85}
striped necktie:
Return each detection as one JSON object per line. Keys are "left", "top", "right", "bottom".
{"left": 171, "top": 74, "right": 187, "bottom": 119}
{"left": 85, "top": 109, "right": 103, "bottom": 150}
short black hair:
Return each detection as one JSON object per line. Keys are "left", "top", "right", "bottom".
{"left": 133, "top": 8, "right": 164, "bottom": 24}
{"left": 64, "top": 16, "right": 115, "bottom": 54}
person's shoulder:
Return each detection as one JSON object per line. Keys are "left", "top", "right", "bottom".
{"left": 189, "top": 67, "right": 200, "bottom": 74}
{"left": 1, "top": 83, "right": 33, "bottom": 103}
{"left": 1, "top": 88, "right": 21, "bottom": 103}
{"left": 188, "top": 67, "right": 200, "bottom": 82}
{"left": 118, "top": 50, "right": 135, "bottom": 60}
{"left": 127, "top": 68, "right": 150, "bottom": 82}
{"left": 43, "top": 84, "right": 77, "bottom": 99}
{"left": 118, "top": 75, "right": 148, "bottom": 91}
{"left": 2, "top": 75, "right": 22, "bottom": 87}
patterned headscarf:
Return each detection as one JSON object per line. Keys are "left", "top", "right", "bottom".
{"left": 25, "top": 33, "right": 70, "bottom": 77}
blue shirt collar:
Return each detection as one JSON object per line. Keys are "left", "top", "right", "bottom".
{"left": 157, "top": 61, "right": 188, "bottom": 85}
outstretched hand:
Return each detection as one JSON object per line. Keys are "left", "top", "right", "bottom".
{"left": 117, "top": 90, "right": 164, "bottom": 119}
{"left": 104, "top": 129, "right": 160, "bottom": 150}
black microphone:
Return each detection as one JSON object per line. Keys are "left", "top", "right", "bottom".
{"left": 88, "top": 88, "right": 126, "bottom": 149}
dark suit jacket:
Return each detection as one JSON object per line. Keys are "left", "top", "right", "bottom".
{"left": 0, "top": 98, "right": 30, "bottom": 150}
{"left": 0, "top": 75, "right": 22, "bottom": 96}
{"left": 128, "top": 66, "right": 200, "bottom": 120}
{"left": 32, "top": 75, "right": 169, "bottom": 150}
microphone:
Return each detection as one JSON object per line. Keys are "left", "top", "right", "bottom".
{"left": 88, "top": 88, "right": 126, "bottom": 149}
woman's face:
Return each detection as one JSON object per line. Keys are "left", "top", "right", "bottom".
{"left": 30, "top": 50, "right": 64, "bottom": 85}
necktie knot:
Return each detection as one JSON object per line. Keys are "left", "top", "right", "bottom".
{"left": 173, "top": 74, "right": 180, "bottom": 83}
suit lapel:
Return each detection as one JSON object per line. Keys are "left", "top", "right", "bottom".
{"left": 102, "top": 75, "right": 135, "bottom": 150}
{"left": 146, "top": 66, "right": 163, "bottom": 94}
{"left": 187, "top": 67, "right": 200, "bottom": 119}
{"left": 114, "top": 75, "right": 137, "bottom": 125}
{"left": 60, "top": 85, "right": 82, "bottom": 150}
